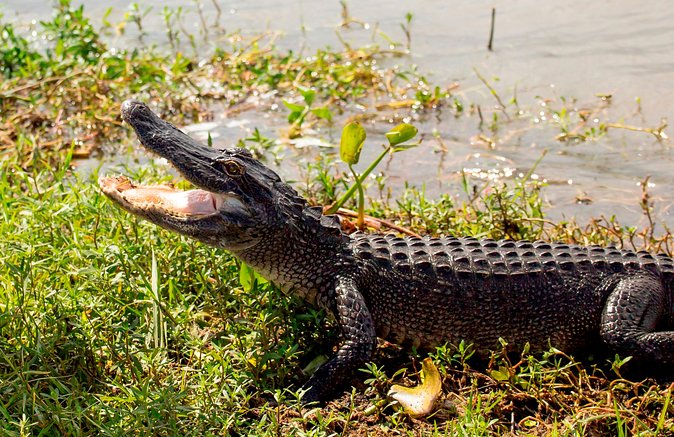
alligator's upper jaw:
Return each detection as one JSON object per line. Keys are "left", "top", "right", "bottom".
{"left": 99, "top": 175, "right": 226, "bottom": 219}
{"left": 119, "top": 99, "right": 227, "bottom": 193}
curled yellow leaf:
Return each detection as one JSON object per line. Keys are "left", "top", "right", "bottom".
{"left": 387, "top": 357, "right": 442, "bottom": 417}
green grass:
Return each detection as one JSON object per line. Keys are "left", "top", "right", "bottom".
{"left": 1, "top": 1, "right": 673, "bottom": 435}
{"left": 2, "top": 139, "right": 672, "bottom": 436}
{"left": 0, "top": 152, "right": 328, "bottom": 434}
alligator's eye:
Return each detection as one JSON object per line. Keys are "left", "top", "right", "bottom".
{"left": 220, "top": 159, "right": 245, "bottom": 177}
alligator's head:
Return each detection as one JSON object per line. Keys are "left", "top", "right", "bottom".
{"left": 99, "top": 100, "right": 301, "bottom": 251}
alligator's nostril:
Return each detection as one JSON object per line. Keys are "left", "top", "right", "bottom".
{"left": 121, "top": 99, "right": 146, "bottom": 121}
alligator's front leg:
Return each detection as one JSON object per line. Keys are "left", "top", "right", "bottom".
{"left": 601, "top": 272, "right": 674, "bottom": 363}
{"left": 301, "top": 276, "right": 377, "bottom": 404}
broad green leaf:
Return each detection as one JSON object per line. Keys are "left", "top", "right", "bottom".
{"left": 238, "top": 262, "right": 256, "bottom": 291}
{"left": 238, "top": 262, "right": 267, "bottom": 290}
{"left": 385, "top": 123, "right": 418, "bottom": 146}
{"left": 55, "top": 39, "right": 64, "bottom": 58}
{"left": 302, "top": 354, "right": 329, "bottom": 376}
{"left": 388, "top": 357, "right": 442, "bottom": 417}
{"left": 311, "top": 106, "right": 332, "bottom": 122}
{"left": 339, "top": 121, "right": 367, "bottom": 165}
{"left": 298, "top": 86, "right": 315, "bottom": 106}
{"left": 489, "top": 367, "right": 510, "bottom": 381}
{"left": 282, "top": 100, "right": 305, "bottom": 113}
{"left": 287, "top": 111, "right": 302, "bottom": 124}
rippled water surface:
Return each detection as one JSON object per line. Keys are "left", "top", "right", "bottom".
{"left": 5, "top": 0, "right": 674, "bottom": 226}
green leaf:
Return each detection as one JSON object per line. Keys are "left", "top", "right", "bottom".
{"left": 302, "top": 354, "right": 329, "bottom": 376}
{"left": 55, "top": 39, "right": 65, "bottom": 58}
{"left": 282, "top": 100, "right": 305, "bottom": 113}
{"left": 298, "top": 86, "right": 315, "bottom": 107}
{"left": 287, "top": 111, "right": 302, "bottom": 124}
{"left": 238, "top": 262, "right": 257, "bottom": 291}
{"left": 489, "top": 367, "right": 510, "bottom": 381}
{"left": 385, "top": 123, "right": 418, "bottom": 146}
{"left": 339, "top": 122, "right": 367, "bottom": 165}
{"left": 311, "top": 106, "right": 332, "bottom": 122}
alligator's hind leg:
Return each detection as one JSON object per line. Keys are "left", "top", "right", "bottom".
{"left": 301, "top": 276, "right": 377, "bottom": 404}
{"left": 600, "top": 272, "right": 674, "bottom": 363}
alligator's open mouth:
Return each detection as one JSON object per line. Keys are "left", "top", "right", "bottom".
{"left": 99, "top": 175, "right": 230, "bottom": 219}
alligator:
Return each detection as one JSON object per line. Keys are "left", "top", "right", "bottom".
{"left": 99, "top": 100, "right": 674, "bottom": 404}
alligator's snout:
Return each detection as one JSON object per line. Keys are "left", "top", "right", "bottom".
{"left": 120, "top": 99, "right": 149, "bottom": 123}
{"left": 117, "top": 99, "right": 256, "bottom": 197}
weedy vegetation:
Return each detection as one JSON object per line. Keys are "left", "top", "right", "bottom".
{"left": 0, "top": 1, "right": 672, "bottom": 435}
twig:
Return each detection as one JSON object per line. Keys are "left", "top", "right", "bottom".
{"left": 487, "top": 8, "right": 496, "bottom": 51}
{"left": 333, "top": 207, "right": 422, "bottom": 238}
{"left": 474, "top": 68, "right": 510, "bottom": 120}
{"left": 512, "top": 217, "right": 558, "bottom": 226}
{"left": 210, "top": 0, "right": 222, "bottom": 29}
{"left": 606, "top": 121, "right": 668, "bottom": 141}
{"left": 194, "top": 0, "right": 209, "bottom": 41}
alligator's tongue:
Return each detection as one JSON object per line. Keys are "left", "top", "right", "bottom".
{"left": 100, "top": 175, "right": 218, "bottom": 216}
{"left": 124, "top": 186, "right": 217, "bottom": 215}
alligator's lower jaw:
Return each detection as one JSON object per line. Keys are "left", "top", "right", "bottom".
{"left": 99, "top": 175, "right": 222, "bottom": 218}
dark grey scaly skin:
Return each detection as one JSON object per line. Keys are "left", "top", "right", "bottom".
{"left": 99, "top": 100, "right": 674, "bottom": 404}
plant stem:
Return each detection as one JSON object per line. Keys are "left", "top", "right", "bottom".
{"left": 326, "top": 145, "right": 391, "bottom": 214}
{"left": 487, "top": 8, "right": 495, "bottom": 51}
{"left": 474, "top": 67, "right": 510, "bottom": 121}
{"left": 349, "top": 164, "right": 365, "bottom": 229}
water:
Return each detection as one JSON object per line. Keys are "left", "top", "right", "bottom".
{"left": 5, "top": 0, "right": 674, "bottom": 228}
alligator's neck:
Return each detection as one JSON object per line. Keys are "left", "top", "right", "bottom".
{"left": 234, "top": 188, "right": 349, "bottom": 305}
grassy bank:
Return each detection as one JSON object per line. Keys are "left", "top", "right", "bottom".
{"left": 1, "top": 1, "right": 672, "bottom": 435}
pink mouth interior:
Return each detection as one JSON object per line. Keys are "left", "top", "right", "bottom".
{"left": 101, "top": 176, "right": 219, "bottom": 216}
{"left": 123, "top": 186, "right": 218, "bottom": 215}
